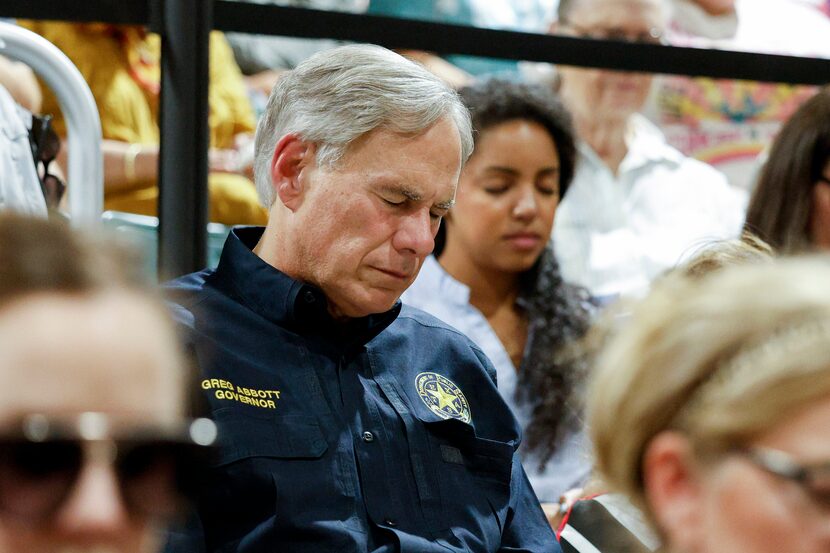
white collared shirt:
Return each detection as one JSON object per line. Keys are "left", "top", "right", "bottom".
{"left": 553, "top": 115, "right": 747, "bottom": 299}
{"left": 402, "top": 255, "right": 593, "bottom": 502}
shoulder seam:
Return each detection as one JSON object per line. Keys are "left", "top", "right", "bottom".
{"left": 395, "top": 312, "right": 489, "bottom": 358}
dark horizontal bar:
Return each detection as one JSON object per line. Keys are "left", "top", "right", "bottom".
{"left": 4, "top": 0, "right": 829, "bottom": 85}
{"left": 214, "top": 2, "right": 830, "bottom": 85}
{"left": 0, "top": 0, "right": 148, "bottom": 25}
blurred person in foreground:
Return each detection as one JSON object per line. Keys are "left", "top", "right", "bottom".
{"left": 0, "top": 213, "right": 215, "bottom": 553}
{"left": 587, "top": 258, "right": 830, "bottom": 553}
{"left": 556, "top": 235, "right": 774, "bottom": 553}
{"left": 744, "top": 86, "right": 830, "bottom": 254}
{"left": 548, "top": 0, "right": 746, "bottom": 300}
{"left": 403, "top": 80, "right": 593, "bottom": 515}
{"left": 165, "top": 44, "right": 560, "bottom": 552}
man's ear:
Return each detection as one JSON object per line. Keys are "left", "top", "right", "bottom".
{"left": 270, "top": 134, "right": 315, "bottom": 212}
{"left": 642, "top": 431, "right": 704, "bottom": 552}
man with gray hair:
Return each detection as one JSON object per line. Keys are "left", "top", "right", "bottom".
{"left": 165, "top": 44, "right": 561, "bottom": 552}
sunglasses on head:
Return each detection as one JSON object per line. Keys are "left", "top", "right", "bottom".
{"left": 0, "top": 412, "right": 217, "bottom": 526}
{"left": 28, "top": 114, "right": 66, "bottom": 210}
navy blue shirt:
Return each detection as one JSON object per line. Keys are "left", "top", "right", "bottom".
{"left": 164, "top": 227, "right": 561, "bottom": 553}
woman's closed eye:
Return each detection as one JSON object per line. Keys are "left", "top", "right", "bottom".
{"left": 536, "top": 171, "right": 560, "bottom": 196}
{"left": 482, "top": 181, "right": 512, "bottom": 195}
{"left": 536, "top": 183, "right": 559, "bottom": 196}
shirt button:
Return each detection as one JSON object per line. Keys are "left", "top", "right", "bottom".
{"left": 384, "top": 518, "right": 397, "bottom": 527}
{"left": 362, "top": 431, "right": 375, "bottom": 443}
{"left": 303, "top": 290, "right": 316, "bottom": 304}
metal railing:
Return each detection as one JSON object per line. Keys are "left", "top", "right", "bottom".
{"left": 2, "top": 0, "right": 829, "bottom": 275}
{"left": 0, "top": 22, "right": 103, "bottom": 227}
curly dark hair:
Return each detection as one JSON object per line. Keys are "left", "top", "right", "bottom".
{"left": 517, "top": 246, "right": 593, "bottom": 467}
{"left": 437, "top": 79, "right": 591, "bottom": 466}
{"left": 459, "top": 79, "right": 578, "bottom": 197}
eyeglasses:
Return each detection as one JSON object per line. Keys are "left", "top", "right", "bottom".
{"left": 562, "top": 22, "right": 665, "bottom": 45}
{"left": 0, "top": 412, "right": 217, "bottom": 525}
{"left": 736, "top": 447, "right": 830, "bottom": 510}
{"left": 29, "top": 114, "right": 66, "bottom": 210}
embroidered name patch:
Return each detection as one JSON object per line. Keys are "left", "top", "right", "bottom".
{"left": 201, "top": 378, "right": 281, "bottom": 409}
{"left": 415, "top": 372, "right": 471, "bottom": 424}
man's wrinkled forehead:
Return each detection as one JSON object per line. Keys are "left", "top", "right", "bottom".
{"left": 333, "top": 120, "right": 465, "bottom": 166}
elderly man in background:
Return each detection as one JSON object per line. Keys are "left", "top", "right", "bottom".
{"left": 548, "top": 0, "right": 746, "bottom": 300}
{"left": 0, "top": 213, "right": 215, "bottom": 553}
{"left": 165, "top": 44, "right": 560, "bottom": 552}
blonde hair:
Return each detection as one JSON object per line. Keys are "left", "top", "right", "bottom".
{"left": 589, "top": 258, "right": 830, "bottom": 517}
{"left": 677, "top": 233, "right": 774, "bottom": 279}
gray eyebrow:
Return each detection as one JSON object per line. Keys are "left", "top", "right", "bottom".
{"left": 399, "top": 188, "right": 423, "bottom": 202}
{"left": 384, "top": 185, "right": 455, "bottom": 211}
{"left": 434, "top": 199, "right": 455, "bottom": 211}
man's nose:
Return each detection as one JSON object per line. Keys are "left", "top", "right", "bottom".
{"left": 393, "top": 210, "right": 435, "bottom": 257}
{"left": 52, "top": 461, "right": 132, "bottom": 544}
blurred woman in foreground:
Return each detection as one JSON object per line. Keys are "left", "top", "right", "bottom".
{"left": 0, "top": 214, "right": 215, "bottom": 553}
{"left": 589, "top": 258, "right": 830, "bottom": 552}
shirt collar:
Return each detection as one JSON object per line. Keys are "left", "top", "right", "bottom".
{"left": 421, "top": 255, "right": 471, "bottom": 306}
{"left": 624, "top": 114, "right": 685, "bottom": 166}
{"left": 578, "top": 114, "right": 685, "bottom": 172}
{"left": 213, "top": 227, "right": 401, "bottom": 349}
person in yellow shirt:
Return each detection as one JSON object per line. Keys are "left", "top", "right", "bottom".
{"left": 20, "top": 22, "right": 267, "bottom": 225}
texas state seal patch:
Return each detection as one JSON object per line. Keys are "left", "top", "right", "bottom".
{"left": 415, "top": 372, "right": 472, "bottom": 424}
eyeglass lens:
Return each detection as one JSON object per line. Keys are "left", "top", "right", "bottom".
{"left": 565, "top": 23, "right": 663, "bottom": 45}
{"left": 0, "top": 441, "right": 80, "bottom": 521}
{"left": 0, "top": 440, "right": 195, "bottom": 524}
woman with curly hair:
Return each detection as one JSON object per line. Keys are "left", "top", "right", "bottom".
{"left": 403, "top": 79, "right": 592, "bottom": 510}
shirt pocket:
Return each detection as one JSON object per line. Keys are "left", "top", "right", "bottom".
{"left": 200, "top": 409, "right": 330, "bottom": 547}
{"left": 212, "top": 408, "right": 328, "bottom": 465}
{"left": 417, "top": 417, "right": 514, "bottom": 552}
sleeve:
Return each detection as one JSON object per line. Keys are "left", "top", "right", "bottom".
{"left": 499, "top": 455, "right": 563, "bottom": 553}
{"left": 226, "top": 32, "right": 331, "bottom": 75}
{"left": 225, "top": 32, "right": 275, "bottom": 75}
{"left": 162, "top": 510, "right": 208, "bottom": 553}
{"left": 16, "top": 21, "right": 68, "bottom": 135}
{"left": 470, "top": 344, "right": 498, "bottom": 388}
